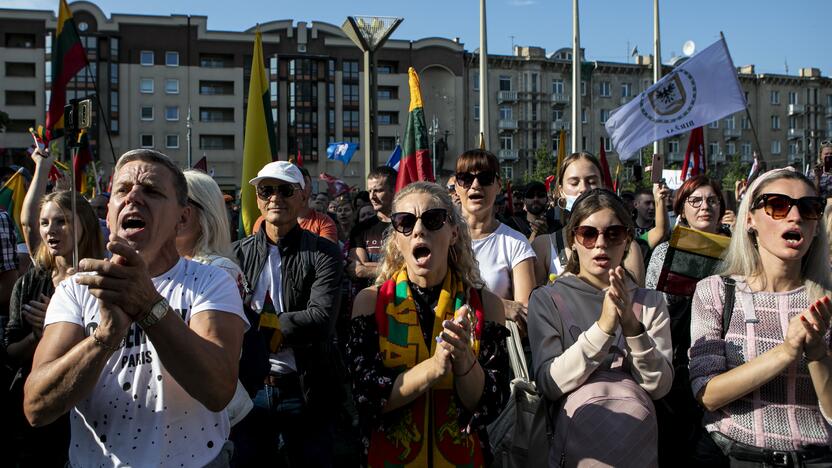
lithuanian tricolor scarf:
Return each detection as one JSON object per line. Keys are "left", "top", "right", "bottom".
{"left": 657, "top": 225, "right": 730, "bottom": 296}
{"left": 371, "top": 268, "right": 485, "bottom": 467}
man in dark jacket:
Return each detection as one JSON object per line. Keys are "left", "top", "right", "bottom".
{"left": 233, "top": 161, "right": 344, "bottom": 467}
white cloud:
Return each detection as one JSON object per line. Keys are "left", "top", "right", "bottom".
{"left": 508, "top": 0, "right": 537, "bottom": 6}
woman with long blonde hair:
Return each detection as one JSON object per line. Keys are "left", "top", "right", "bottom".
{"left": 347, "top": 182, "right": 509, "bottom": 467}
{"left": 689, "top": 168, "right": 832, "bottom": 464}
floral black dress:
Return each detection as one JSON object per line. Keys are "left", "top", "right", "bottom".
{"left": 346, "top": 283, "right": 511, "bottom": 465}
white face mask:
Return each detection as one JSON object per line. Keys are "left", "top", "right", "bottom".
{"left": 563, "top": 194, "right": 578, "bottom": 212}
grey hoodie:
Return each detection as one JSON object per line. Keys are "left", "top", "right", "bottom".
{"left": 528, "top": 273, "right": 673, "bottom": 401}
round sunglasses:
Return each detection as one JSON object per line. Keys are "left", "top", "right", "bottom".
{"left": 390, "top": 208, "right": 448, "bottom": 236}
{"left": 572, "top": 225, "right": 630, "bottom": 249}
{"left": 751, "top": 193, "right": 826, "bottom": 220}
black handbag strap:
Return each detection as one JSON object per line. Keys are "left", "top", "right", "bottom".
{"left": 554, "top": 229, "right": 568, "bottom": 268}
{"left": 720, "top": 276, "right": 736, "bottom": 339}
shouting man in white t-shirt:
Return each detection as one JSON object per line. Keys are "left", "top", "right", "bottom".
{"left": 23, "top": 149, "right": 248, "bottom": 468}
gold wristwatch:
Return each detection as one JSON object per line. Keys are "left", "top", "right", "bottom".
{"left": 138, "top": 297, "right": 169, "bottom": 329}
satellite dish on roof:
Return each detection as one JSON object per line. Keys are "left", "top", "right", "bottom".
{"left": 682, "top": 40, "right": 696, "bottom": 57}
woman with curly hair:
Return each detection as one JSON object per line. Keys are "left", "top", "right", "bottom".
{"left": 347, "top": 181, "right": 510, "bottom": 467}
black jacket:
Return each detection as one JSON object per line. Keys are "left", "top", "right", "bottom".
{"left": 233, "top": 224, "right": 344, "bottom": 410}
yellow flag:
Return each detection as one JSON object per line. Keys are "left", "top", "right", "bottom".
{"left": 239, "top": 28, "right": 277, "bottom": 237}
{"left": 0, "top": 170, "right": 27, "bottom": 240}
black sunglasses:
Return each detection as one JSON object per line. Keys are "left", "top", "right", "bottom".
{"left": 455, "top": 171, "right": 496, "bottom": 189}
{"left": 751, "top": 193, "right": 826, "bottom": 220}
{"left": 390, "top": 208, "right": 448, "bottom": 236}
{"left": 572, "top": 225, "right": 630, "bottom": 249}
{"left": 256, "top": 184, "right": 297, "bottom": 200}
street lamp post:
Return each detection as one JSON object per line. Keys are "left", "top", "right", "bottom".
{"left": 428, "top": 115, "right": 439, "bottom": 179}
{"left": 341, "top": 16, "right": 403, "bottom": 182}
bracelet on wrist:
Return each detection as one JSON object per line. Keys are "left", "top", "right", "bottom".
{"left": 92, "top": 327, "right": 121, "bottom": 352}
{"left": 454, "top": 355, "right": 478, "bottom": 377}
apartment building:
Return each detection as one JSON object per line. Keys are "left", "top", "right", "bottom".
{"left": 1, "top": 2, "right": 830, "bottom": 190}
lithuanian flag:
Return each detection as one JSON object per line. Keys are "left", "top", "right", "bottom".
{"left": 395, "top": 67, "right": 434, "bottom": 192}
{"left": 657, "top": 226, "right": 730, "bottom": 297}
{"left": 239, "top": 28, "right": 277, "bottom": 237}
{"left": 0, "top": 170, "right": 27, "bottom": 242}
{"left": 46, "top": 0, "right": 88, "bottom": 138}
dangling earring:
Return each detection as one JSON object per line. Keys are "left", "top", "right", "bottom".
{"left": 747, "top": 226, "right": 758, "bottom": 247}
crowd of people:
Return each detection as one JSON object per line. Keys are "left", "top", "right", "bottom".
{"left": 0, "top": 141, "right": 831, "bottom": 467}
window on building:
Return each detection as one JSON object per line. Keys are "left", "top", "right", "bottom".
{"left": 199, "top": 107, "right": 234, "bottom": 122}
{"left": 165, "top": 106, "right": 179, "bottom": 121}
{"left": 343, "top": 110, "right": 360, "bottom": 133}
{"left": 109, "top": 37, "right": 118, "bottom": 60}
{"left": 552, "top": 109, "right": 563, "bottom": 122}
{"left": 770, "top": 90, "right": 780, "bottom": 105}
{"left": 5, "top": 90, "right": 35, "bottom": 106}
{"left": 668, "top": 140, "right": 679, "bottom": 155}
{"left": 581, "top": 80, "right": 587, "bottom": 96}
{"left": 343, "top": 60, "right": 359, "bottom": 81}
{"left": 109, "top": 63, "right": 118, "bottom": 85}
{"left": 499, "top": 76, "right": 511, "bottom": 92}
{"left": 199, "top": 135, "right": 235, "bottom": 150}
{"left": 379, "top": 137, "right": 396, "bottom": 152}
{"left": 140, "top": 78, "right": 154, "bottom": 94}
{"left": 165, "top": 79, "right": 179, "bottom": 94}
{"left": 501, "top": 165, "right": 513, "bottom": 181}
{"left": 200, "top": 53, "right": 234, "bottom": 68}
{"left": 599, "top": 81, "right": 611, "bottom": 97}
{"left": 727, "top": 142, "right": 736, "bottom": 155}
{"left": 140, "top": 134, "right": 154, "bottom": 148}
{"left": 600, "top": 109, "right": 609, "bottom": 124}
{"left": 724, "top": 117, "right": 735, "bottom": 129}
{"left": 474, "top": 105, "right": 479, "bottom": 121}
{"left": 581, "top": 107, "right": 588, "bottom": 124}
{"left": 788, "top": 91, "right": 798, "bottom": 105}
{"left": 552, "top": 79, "right": 564, "bottom": 95}
{"left": 603, "top": 138, "right": 612, "bottom": 152}
{"left": 5, "top": 119, "right": 35, "bottom": 133}
{"left": 552, "top": 137, "right": 560, "bottom": 153}
{"left": 709, "top": 143, "right": 720, "bottom": 156}
{"left": 378, "top": 111, "right": 399, "bottom": 125}
{"left": 166, "top": 134, "right": 179, "bottom": 149}
{"left": 771, "top": 115, "right": 780, "bottom": 129}
{"left": 199, "top": 81, "right": 233, "bottom": 95}
{"left": 140, "top": 50, "right": 154, "bottom": 66}
{"left": 741, "top": 143, "right": 752, "bottom": 158}
{"left": 377, "top": 86, "right": 397, "bottom": 100}
{"left": 5, "top": 62, "right": 36, "bottom": 77}
{"left": 788, "top": 142, "right": 798, "bottom": 155}
{"left": 771, "top": 140, "right": 781, "bottom": 154}
{"left": 499, "top": 106, "right": 512, "bottom": 120}
{"left": 165, "top": 51, "right": 179, "bottom": 67}
{"left": 343, "top": 84, "right": 359, "bottom": 105}
{"left": 377, "top": 60, "right": 397, "bottom": 74}
{"left": 500, "top": 136, "right": 513, "bottom": 150}
{"left": 621, "top": 82, "right": 632, "bottom": 97}
{"left": 473, "top": 71, "right": 480, "bottom": 91}
{"left": 788, "top": 115, "right": 797, "bottom": 129}
{"left": 140, "top": 106, "right": 153, "bottom": 121}
{"left": 709, "top": 120, "right": 719, "bottom": 129}
{"left": 530, "top": 73, "right": 538, "bottom": 93}
{"left": 741, "top": 116, "right": 750, "bottom": 130}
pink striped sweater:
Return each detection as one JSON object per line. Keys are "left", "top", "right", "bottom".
{"left": 689, "top": 275, "right": 832, "bottom": 450}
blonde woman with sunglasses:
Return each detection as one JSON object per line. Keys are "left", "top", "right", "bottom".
{"left": 689, "top": 169, "right": 832, "bottom": 465}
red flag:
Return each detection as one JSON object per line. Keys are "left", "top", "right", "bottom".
{"left": 544, "top": 175, "right": 556, "bottom": 193}
{"left": 193, "top": 156, "right": 208, "bottom": 172}
{"left": 505, "top": 180, "right": 514, "bottom": 216}
{"left": 395, "top": 68, "right": 435, "bottom": 192}
{"left": 598, "top": 138, "right": 613, "bottom": 189}
{"left": 46, "top": 0, "right": 89, "bottom": 138}
{"left": 319, "top": 173, "right": 349, "bottom": 198}
{"left": 296, "top": 146, "right": 303, "bottom": 167}
{"left": 681, "top": 127, "right": 705, "bottom": 181}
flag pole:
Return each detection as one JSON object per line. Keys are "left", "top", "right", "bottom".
{"left": 479, "top": 0, "right": 490, "bottom": 148}
{"left": 571, "top": 0, "right": 581, "bottom": 153}
{"left": 652, "top": 0, "right": 662, "bottom": 156}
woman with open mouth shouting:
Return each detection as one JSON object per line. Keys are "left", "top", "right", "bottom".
{"left": 689, "top": 168, "right": 832, "bottom": 465}
{"left": 453, "top": 149, "right": 536, "bottom": 340}
{"left": 528, "top": 188, "right": 672, "bottom": 467}
{"left": 346, "top": 182, "right": 510, "bottom": 467}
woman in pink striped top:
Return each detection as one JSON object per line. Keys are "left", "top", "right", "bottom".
{"left": 689, "top": 168, "right": 832, "bottom": 466}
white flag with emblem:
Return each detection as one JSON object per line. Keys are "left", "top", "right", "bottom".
{"left": 605, "top": 38, "right": 746, "bottom": 160}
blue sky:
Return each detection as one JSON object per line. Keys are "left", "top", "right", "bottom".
{"left": 3, "top": 0, "right": 829, "bottom": 75}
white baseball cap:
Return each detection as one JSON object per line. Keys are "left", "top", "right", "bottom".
{"left": 248, "top": 161, "right": 305, "bottom": 189}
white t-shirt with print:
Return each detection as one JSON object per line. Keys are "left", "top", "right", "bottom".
{"left": 471, "top": 222, "right": 536, "bottom": 299}
{"left": 44, "top": 257, "right": 247, "bottom": 468}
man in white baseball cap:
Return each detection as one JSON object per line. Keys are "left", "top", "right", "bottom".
{"left": 232, "top": 160, "right": 343, "bottom": 465}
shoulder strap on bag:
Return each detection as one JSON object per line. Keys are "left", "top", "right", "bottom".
{"left": 554, "top": 229, "right": 568, "bottom": 268}
{"left": 720, "top": 276, "right": 736, "bottom": 339}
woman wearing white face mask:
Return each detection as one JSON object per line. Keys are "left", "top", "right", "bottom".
{"left": 532, "top": 152, "right": 646, "bottom": 286}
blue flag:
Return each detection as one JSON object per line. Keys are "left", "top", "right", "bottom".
{"left": 326, "top": 142, "right": 358, "bottom": 165}
{"left": 386, "top": 144, "right": 402, "bottom": 171}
